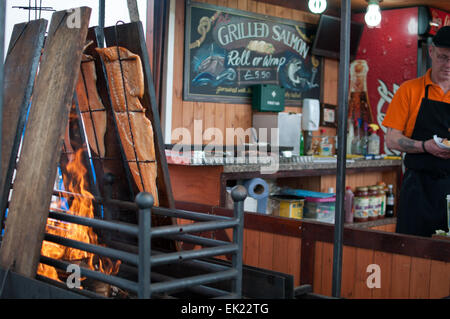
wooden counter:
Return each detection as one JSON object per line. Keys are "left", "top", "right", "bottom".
{"left": 168, "top": 158, "right": 402, "bottom": 208}
{"left": 175, "top": 201, "right": 450, "bottom": 299}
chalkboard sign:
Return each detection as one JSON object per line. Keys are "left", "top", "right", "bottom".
{"left": 183, "top": 1, "right": 322, "bottom": 105}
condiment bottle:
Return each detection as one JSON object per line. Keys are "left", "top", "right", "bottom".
{"left": 377, "top": 184, "right": 386, "bottom": 219}
{"left": 344, "top": 186, "right": 354, "bottom": 223}
{"left": 354, "top": 186, "right": 369, "bottom": 222}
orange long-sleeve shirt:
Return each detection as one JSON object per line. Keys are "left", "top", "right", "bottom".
{"left": 382, "top": 69, "right": 450, "bottom": 138}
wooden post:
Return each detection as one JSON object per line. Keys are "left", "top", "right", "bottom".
{"left": 0, "top": 7, "right": 91, "bottom": 278}
{"left": 0, "top": 19, "right": 47, "bottom": 226}
{"left": 127, "top": 0, "right": 140, "bottom": 22}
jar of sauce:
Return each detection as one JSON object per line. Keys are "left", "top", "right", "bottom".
{"left": 368, "top": 186, "right": 380, "bottom": 221}
{"left": 354, "top": 186, "right": 369, "bottom": 222}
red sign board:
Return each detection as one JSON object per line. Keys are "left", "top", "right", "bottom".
{"left": 429, "top": 7, "right": 450, "bottom": 35}
{"left": 352, "top": 7, "right": 419, "bottom": 155}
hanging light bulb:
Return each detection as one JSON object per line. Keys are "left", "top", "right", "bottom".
{"left": 365, "top": 0, "right": 382, "bottom": 27}
{"left": 308, "top": 0, "right": 327, "bottom": 14}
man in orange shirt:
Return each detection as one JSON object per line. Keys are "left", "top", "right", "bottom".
{"left": 383, "top": 26, "right": 450, "bottom": 237}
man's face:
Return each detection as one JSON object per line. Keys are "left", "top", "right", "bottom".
{"left": 430, "top": 45, "right": 450, "bottom": 82}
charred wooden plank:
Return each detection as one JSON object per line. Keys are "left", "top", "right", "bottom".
{"left": 0, "top": 7, "right": 92, "bottom": 278}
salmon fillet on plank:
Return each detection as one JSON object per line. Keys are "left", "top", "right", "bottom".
{"left": 75, "top": 54, "right": 107, "bottom": 157}
{"left": 96, "top": 46, "right": 159, "bottom": 205}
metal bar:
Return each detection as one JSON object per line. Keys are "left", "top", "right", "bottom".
{"left": 332, "top": 0, "right": 351, "bottom": 299}
{"left": 230, "top": 186, "right": 246, "bottom": 297}
{"left": 150, "top": 244, "right": 238, "bottom": 267}
{"left": 149, "top": 269, "right": 238, "bottom": 294}
{"left": 152, "top": 206, "right": 232, "bottom": 221}
{"left": 43, "top": 233, "right": 138, "bottom": 265}
{"left": 39, "top": 255, "right": 138, "bottom": 294}
{"left": 98, "top": 0, "right": 105, "bottom": 48}
{"left": 150, "top": 219, "right": 238, "bottom": 238}
{"left": 136, "top": 192, "right": 152, "bottom": 299}
{"left": 166, "top": 233, "right": 230, "bottom": 247}
{"left": 0, "top": 0, "right": 6, "bottom": 233}
{"left": 150, "top": 271, "right": 228, "bottom": 298}
{"left": 48, "top": 210, "right": 139, "bottom": 236}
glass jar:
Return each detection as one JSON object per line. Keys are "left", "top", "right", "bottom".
{"left": 354, "top": 186, "right": 369, "bottom": 222}
{"left": 368, "top": 186, "right": 380, "bottom": 221}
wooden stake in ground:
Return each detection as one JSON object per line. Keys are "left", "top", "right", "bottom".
{"left": 0, "top": 7, "right": 91, "bottom": 278}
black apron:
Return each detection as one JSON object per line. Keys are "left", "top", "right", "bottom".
{"left": 397, "top": 85, "right": 450, "bottom": 237}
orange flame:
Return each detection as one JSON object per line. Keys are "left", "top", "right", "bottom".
{"left": 38, "top": 149, "right": 121, "bottom": 283}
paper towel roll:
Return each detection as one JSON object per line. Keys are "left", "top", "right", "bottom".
{"left": 243, "top": 178, "right": 269, "bottom": 214}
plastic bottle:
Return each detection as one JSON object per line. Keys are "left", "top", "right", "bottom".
{"left": 300, "top": 131, "right": 304, "bottom": 155}
{"left": 368, "top": 124, "right": 380, "bottom": 155}
{"left": 386, "top": 184, "right": 394, "bottom": 218}
{"left": 361, "top": 122, "right": 369, "bottom": 156}
{"left": 347, "top": 118, "right": 354, "bottom": 155}
{"left": 344, "top": 186, "right": 354, "bottom": 223}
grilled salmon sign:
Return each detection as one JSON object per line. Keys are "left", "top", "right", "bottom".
{"left": 183, "top": 1, "right": 322, "bottom": 105}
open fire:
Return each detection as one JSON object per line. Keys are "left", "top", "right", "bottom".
{"left": 38, "top": 148, "right": 121, "bottom": 285}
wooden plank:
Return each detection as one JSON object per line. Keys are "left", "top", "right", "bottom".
{"left": 353, "top": 247, "right": 374, "bottom": 298}
{"left": 312, "top": 241, "right": 323, "bottom": 294}
{"left": 372, "top": 250, "right": 393, "bottom": 299}
{"left": 104, "top": 22, "right": 175, "bottom": 209}
{"left": 429, "top": 260, "right": 450, "bottom": 299}
{"left": 320, "top": 242, "right": 334, "bottom": 297}
{"left": 409, "top": 257, "right": 431, "bottom": 299}
{"left": 243, "top": 228, "right": 260, "bottom": 267}
{"left": 127, "top": 0, "right": 140, "bottom": 22}
{"left": 341, "top": 245, "right": 357, "bottom": 298}
{"left": 258, "top": 231, "right": 274, "bottom": 270}
{"left": 286, "top": 236, "right": 301, "bottom": 286}
{"left": 300, "top": 238, "right": 314, "bottom": 285}
{"left": 0, "top": 20, "right": 47, "bottom": 221}
{"left": 272, "top": 233, "right": 289, "bottom": 274}
{"left": 390, "top": 254, "right": 412, "bottom": 298}
{"left": 0, "top": 7, "right": 91, "bottom": 277}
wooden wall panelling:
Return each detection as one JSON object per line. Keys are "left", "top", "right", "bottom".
{"left": 409, "top": 257, "right": 432, "bottom": 299}
{"left": 429, "top": 260, "right": 450, "bottom": 298}
{"left": 173, "top": 0, "right": 336, "bottom": 145}
{"left": 320, "top": 242, "right": 334, "bottom": 296}
{"left": 258, "top": 231, "right": 274, "bottom": 270}
{"left": 286, "top": 236, "right": 301, "bottom": 286}
{"left": 312, "top": 241, "right": 324, "bottom": 294}
{"left": 372, "top": 250, "right": 393, "bottom": 298}
{"left": 390, "top": 254, "right": 412, "bottom": 298}
{"left": 341, "top": 245, "right": 357, "bottom": 298}
{"left": 243, "top": 228, "right": 260, "bottom": 267}
{"left": 353, "top": 247, "right": 375, "bottom": 298}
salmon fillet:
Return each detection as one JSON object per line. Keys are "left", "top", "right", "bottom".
{"left": 76, "top": 54, "right": 107, "bottom": 157}
{"left": 96, "top": 46, "right": 159, "bottom": 205}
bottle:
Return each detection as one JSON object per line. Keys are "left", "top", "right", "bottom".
{"left": 386, "top": 184, "right": 395, "bottom": 218}
{"left": 368, "top": 186, "right": 380, "bottom": 220}
{"left": 347, "top": 118, "right": 354, "bottom": 155}
{"left": 300, "top": 131, "right": 304, "bottom": 156}
{"left": 368, "top": 124, "right": 380, "bottom": 155}
{"left": 352, "top": 119, "right": 361, "bottom": 155}
{"left": 377, "top": 183, "right": 386, "bottom": 219}
{"left": 344, "top": 186, "right": 354, "bottom": 223}
{"left": 361, "top": 122, "right": 369, "bottom": 156}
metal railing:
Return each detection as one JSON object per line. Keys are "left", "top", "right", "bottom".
{"left": 39, "top": 185, "right": 247, "bottom": 299}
